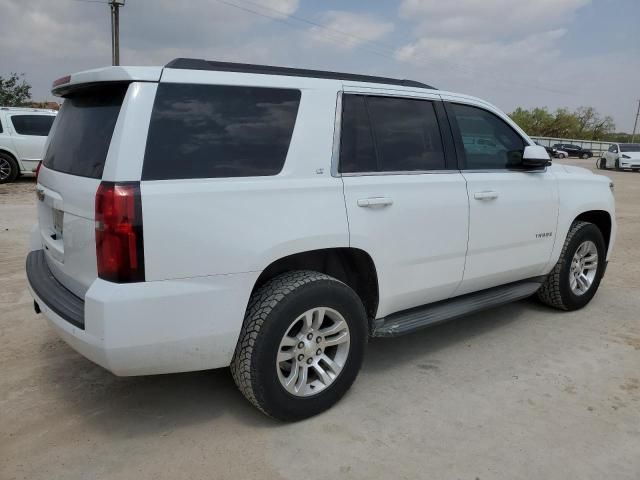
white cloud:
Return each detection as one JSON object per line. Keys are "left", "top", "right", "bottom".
{"left": 399, "top": 0, "right": 590, "bottom": 40}
{"left": 308, "top": 11, "right": 393, "bottom": 50}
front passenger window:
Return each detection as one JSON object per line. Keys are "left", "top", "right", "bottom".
{"left": 451, "top": 103, "right": 525, "bottom": 170}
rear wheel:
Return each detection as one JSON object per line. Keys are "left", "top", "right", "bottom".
{"left": 231, "top": 270, "right": 367, "bottom": 420}
{"left": 558, "top": 153, "right": 566, "bottom": 159}
{"left": 0, "top": 153, "right": 19, "bottom": 184}
{"left": 538, "top": 221, "right": 606, "bottom": 311}
{"left": 597, "top": 158, "right": 607, "bottom": 169}
{"left": 581, "top": 153, "right": 589, "bottom": 159}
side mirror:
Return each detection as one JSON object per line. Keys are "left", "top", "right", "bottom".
{"left": 521, "top": 145, "right": 551, "bottom": 170}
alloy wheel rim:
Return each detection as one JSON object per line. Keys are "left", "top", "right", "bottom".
{"left": 0, "top": 158, "right": 10, "bottom": 180}
{"left": 276, "top": 307, "right": 350, "bottom": 397}
{"left": 569, "top": 240, "right": 598, "bottom": 296}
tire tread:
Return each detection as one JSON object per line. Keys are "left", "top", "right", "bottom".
{"left": 230, "top": 270, "right": 340, "bottom": 417}
{"left": 537, "top": 221, "right": 591, "bottom": 310}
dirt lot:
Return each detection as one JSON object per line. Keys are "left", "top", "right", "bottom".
{"left": 1, "top": 159, "right": 639, "bottom": 480}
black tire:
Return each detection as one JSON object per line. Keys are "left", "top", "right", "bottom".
{"left": 597, "top": 158, "right": 606, "bottom": 169}
{"left": 615, "top": 159, "right": 620, "bottom": 170}
{"left": 0, "top": 152, "right": 19, "bottom": 184}
{"left": 231, "top": 270, "right": 368, "bottom": 421}
{"left": 537, "top": 221, "right": 606, "bottom": 311}
{"left": 581, "top": 153, "right": 589, "bottom": 159}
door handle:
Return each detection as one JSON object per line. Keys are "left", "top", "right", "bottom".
{"left": 357, "top": 197, "right": 393, "bottom": 208}
{"left": 473, "top": 190, "right": 499, "bottom": 201}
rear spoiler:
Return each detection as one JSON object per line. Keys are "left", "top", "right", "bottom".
{"left": 51, "top": 66, "right": 162, "bottom": 97}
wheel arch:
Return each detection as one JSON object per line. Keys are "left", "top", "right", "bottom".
{"left": 574, "top": 210, "right": 612, "bottom": 251}
{"left": 251, "top": 247, "right": 380, "bottom": 321}
{"left": 0, "top": 147, "right": 19, "bottom": 162}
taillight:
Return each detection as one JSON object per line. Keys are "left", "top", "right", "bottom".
{"left": 95, "top": 182, "right": 145, "bottom": 283}
{"left": 35, "top": 161, "right": 42, "bottom": 182}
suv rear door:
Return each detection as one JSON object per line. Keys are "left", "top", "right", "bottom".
{"left": 7, "top": 114, "right": 55, "bottom": 168}
{"left": 338, "top": 88, "right": 469, "bottom": 317}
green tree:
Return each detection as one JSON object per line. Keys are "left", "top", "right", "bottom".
{"left": 509, "top": 106, "right": 616, "bottom": 141}
{"left": 0, "top": 73, "right": 32, "bottom": 106}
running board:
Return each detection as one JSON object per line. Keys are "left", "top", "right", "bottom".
{"left": 372, "top": 280, "right": 543, "bottom": 337}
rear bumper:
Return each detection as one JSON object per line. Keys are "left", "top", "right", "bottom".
{"left": 26, "top": 249, "right": 259, "bottom": 376}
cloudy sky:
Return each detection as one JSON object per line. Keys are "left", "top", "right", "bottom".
{"left": 1, "top": 0, "right": 639, "bottom": 131}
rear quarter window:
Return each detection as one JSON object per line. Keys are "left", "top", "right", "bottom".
{"left": 11, "top": 115, "right": 55, "bottom": 136}
{"left": 142, "top": 83, "right": 301, "bottom": 180}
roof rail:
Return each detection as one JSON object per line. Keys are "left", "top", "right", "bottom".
{"left": 0, "top": 106, "right": 57, "bottom": 113}
{"left": 165, "top": 58, "right": 436, "bottom": 90}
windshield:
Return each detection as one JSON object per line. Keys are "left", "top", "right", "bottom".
{"left": 620, "top": 144, "right": 640, "bottom": 152}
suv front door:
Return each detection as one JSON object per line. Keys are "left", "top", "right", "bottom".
{"left": 444, "top": 100, "right": 558, "bottom": 295}
{"left": 338, "top": 90, "right": 469, "bottom": 317}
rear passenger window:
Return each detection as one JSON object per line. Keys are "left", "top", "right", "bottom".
{"left": 11, "top": 115, "right": 55, "bottom": 136}
{"left": 339, "top": 95, "right": 445, "bottom": 173}
{"left": 339, "top": 96, "right": 377, "bottom": 173}
{"left": 142, "top": 84, "right": 301, "bottom": 180}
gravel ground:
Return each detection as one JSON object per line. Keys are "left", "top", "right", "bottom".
{"left": 1, "top": 159, "right": 638, "bottom": 480}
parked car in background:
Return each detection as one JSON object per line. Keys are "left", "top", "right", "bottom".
{"left": 535, "top": 142, "right": 567, "bottom": 159}
{"left": 600, "top": 143, "right": 640, "bottom": 171}
{"left": 27, "top": 60, "right": 616, "bottom": 420}
{"left": 0, "top": 107, "right": 57, "bottom": 183}
{"left": 552, "top": 143, "right": 593, "bottom": 159}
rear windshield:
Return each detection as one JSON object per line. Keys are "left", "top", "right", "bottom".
{"left": 142, "top": 83, "right": 301, "bottom": 180}
{"left": 43, "top": 85, "right": 127, "bottom": 179}
{"left": 11, "top": 115, "right": 55, "bottom": 136}
{"left": 620, "top": 144, "right": 640, "bottom": 152}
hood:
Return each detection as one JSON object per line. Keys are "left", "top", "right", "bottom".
{"left": 551, "top": 164, "right": 593, "bottom": 175}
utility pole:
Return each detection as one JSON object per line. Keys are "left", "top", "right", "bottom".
{"left": 109, "top": 0, "right": 125, "bottom": 66}
{"left": 632, "top": 100, "right": 640, "bottom": 143}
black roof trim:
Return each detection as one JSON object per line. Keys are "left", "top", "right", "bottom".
{"left": 165, "top": 58, "right": 436, "bottom": 90}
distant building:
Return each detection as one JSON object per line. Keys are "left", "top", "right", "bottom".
{"left": 27, "top": 101, "right": 60, "bottom": 111}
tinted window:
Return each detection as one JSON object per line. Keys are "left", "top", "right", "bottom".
{"left": 339, "top": 96, "right": 376, "bottom": 173}
{"left": 452, "top": 103, "right": 525, "bottom": 169}
{"left": 142, "top": 84, "right": 301, "bottom": 180}
{"left": 11, "top": 115, "right": 55, "bottom": 136}
{"left": 339, "top": 95, "right": 445, "bottom": 173}
{"left": 43, "top": 86, "right": 126, "bottom": 178}
{"left": 620, "top": 144, "right": 640, "bottom": 152}
{"left": 368, "top": 97, "right": 445, "bottom": 171}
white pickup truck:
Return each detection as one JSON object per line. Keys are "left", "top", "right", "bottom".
{"left": 26, "top": 60, "right": 616, "bottom": 420}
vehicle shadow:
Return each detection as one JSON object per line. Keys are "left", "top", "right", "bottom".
{"left": 36, "top": 298, "right": 557, "bottom": 435}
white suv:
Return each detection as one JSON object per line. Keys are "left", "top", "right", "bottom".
{"left": 0, "top": 107, "right": 57, "bottom": 183}
{"left": 26, "top": 60, "right": 616, "bottom": 420}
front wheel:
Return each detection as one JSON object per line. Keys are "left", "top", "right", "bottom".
{"left": 538, "top": 221, "right": 606, "bottom": 311}
{"left": 615, "top": 159, "right": 620, "bottom": 170}
{"left": 231, "top": 270, "right": 367, "bottom": 420}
